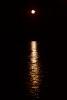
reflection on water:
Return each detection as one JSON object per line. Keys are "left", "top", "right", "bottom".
{"left": 27, "top": 41, "right": 42, "bottom": 98}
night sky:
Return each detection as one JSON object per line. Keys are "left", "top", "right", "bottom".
{"left": 0, "top": 0, "right": 67, "bottom": 99}
{"left": 1, "top": 0, "right": 67, "bottom": 39}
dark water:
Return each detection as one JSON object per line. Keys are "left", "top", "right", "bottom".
{"left": 18, "top": 41, "right": 48, "bottom": 100}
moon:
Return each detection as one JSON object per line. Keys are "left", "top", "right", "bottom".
{"left": 31, "top": 10, "right": 35, "bottom": 14}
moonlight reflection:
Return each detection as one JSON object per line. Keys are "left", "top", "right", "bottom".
{"left": 27, "top": 41, "right": 42, "bottom": 98}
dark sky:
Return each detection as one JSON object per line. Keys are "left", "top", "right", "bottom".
{"left": 1, "top": 0, "right": 67, "bottom": 39}
{"left": 17, "top": 0, "right": 67, "bottom": 40}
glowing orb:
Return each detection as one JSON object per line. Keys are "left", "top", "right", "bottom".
{"left": 31, "top": 10, "right": 35, "bottom": 14}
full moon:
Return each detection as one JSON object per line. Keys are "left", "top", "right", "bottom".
{"left": 31, "top": 10, "right": 35, "bottom": 14}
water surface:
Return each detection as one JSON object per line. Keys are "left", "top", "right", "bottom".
{"left": 19, "top": 41, "right": 48, "bottom": 100}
